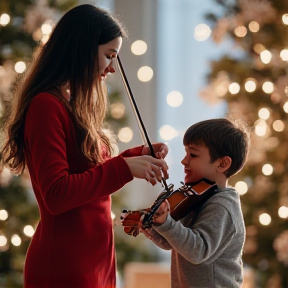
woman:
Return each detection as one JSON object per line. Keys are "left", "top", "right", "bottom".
{"left": 1, "top": 4, "right": 168, "bottom": 288}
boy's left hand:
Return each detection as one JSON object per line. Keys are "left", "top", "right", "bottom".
{"left": 153, "top": 200, "right": 170, "bottom": 225}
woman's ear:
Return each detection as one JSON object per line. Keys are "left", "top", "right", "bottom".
{"left": 216, "top": 156, "right": 232, "bottom": 173}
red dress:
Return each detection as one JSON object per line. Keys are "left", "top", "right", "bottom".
{"left": 23, "top": 93, "right": 141, "bottom": 288}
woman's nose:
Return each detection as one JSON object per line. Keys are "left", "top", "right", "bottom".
{"left": 107, "top": 60, "right": 115, "bottom": 73}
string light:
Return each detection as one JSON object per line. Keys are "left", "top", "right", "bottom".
{"left": 278, "top": 206, "right": 288, "bottom": 218}
{"left": 166, "top": 91, "right": 183, "bottom": 107}
{"left": 131, "top": 40, "right": 147, "bottom": 55}
{"left": 248, "top": 21, "right": 260, "bottom": 33}
{"left": 272, "top": 120, "right": 285, "bottom": 132}
{"left": 283, "top": 101, "right": 288, "bottom": 113}
{"left": 258, "top": 108, "right": 270, "bottom": 120}
{"left": 235, "top": 181, "right": 248, "bottom": 195}
{"left": 0, "top": 13, "right": 10, "bottom": 26}
{"left": 282, "top": 14, "right": 288, "bottom": 25}
{"left": 0, "top": 210, "right": 8, "bottom": 221}
{"left": 280, "top": 49, "right": 288, "bottom": 61}
{"left": 244, "top": 78, "right": 257, "bottom": 92}
{"left": 262, "top": 81, "right": 274, "bottom": 94}
{"left": 118, "top": 127, "right": 133, "bottom": 143}
{"left": 254, "top": 119, "right": 267, "bottom": 136}
{"left": 137, "top": 66, "right": 153, "bottom": 82}
{"left": 259, "top": 213, "right": 271, "bottom": 226}
{"left": 0, "top": 235, "right": 8, "bottom": 247}
{"left": 260, "top": 50, "right": 272, "bottom": 64}
{"left": 234, "top": 26, "right": 247, "bottom": 37}
{"left": 194, "top": 23, "right": 211, "bottom": 41}
{"left": 23, "top": 225, "right": 35, "bottom": 237}
{"left": 14, "top": 61, "right": 26, "bottom": 73}
{"left": 253, "top": 43, "right": 265, "bottom": 54}
{"left": 11, "top": 234, "right": 21, "bottom": 246}
{"left": 262, "top": 164, "right": 273, "bottom": 176}
{"left": 110, "top": 102, "right": 125, "bottom": 119}
{"left": 229, "top": 82, "right": 240, "bottom": 94}
{"left": 159, "top": 125, "right": 178, "bottom": 141}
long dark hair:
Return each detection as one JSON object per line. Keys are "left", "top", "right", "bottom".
{"left": 1, "top": 4, "right": 127, "bottom": 174}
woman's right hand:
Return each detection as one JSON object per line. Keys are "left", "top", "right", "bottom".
{"left": 123, "top": 155, "right": 169, "bottom": 186}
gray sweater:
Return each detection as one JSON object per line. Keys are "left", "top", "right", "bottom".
{"left": 148, "top": 188, "right": 245, "bottom": 288}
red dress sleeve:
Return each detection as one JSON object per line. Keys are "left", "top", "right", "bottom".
{"left": 119, "top": 145, "right": 144, "bottom": 157}
{"left": 24, "top": 93, "right": 133, "bottom": 215}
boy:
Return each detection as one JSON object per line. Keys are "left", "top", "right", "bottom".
{"left": 122, "top": 118, "right": 250, "bottom": 288}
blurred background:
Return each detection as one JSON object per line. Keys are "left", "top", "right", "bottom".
{"left": 1, "top": 0, "right": 288, "bottom": 287}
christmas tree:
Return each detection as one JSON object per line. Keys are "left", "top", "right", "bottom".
{"left": 202, "top": 0, "right": 288, "bottom": 287}
{"left": 0, "top": 1, "right": 156, "bottom": 286}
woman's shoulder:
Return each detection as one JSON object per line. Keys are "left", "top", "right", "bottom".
{"left": 31, "top": 91, "right": 64, "bottom": 107}
{"left": 29, "top": 91, "right": 68, "bottom": 114}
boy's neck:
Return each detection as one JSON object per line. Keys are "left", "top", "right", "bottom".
{"left": 216, "top": 178, "right": 228, "bottom": 190}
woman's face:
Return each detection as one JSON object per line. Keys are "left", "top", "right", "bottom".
{"left": 98, "top": 36, "right": 122, "bottom": 81}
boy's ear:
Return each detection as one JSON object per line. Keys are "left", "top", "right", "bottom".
{"left": 216, "top": 156, "right": 232, "bottom": 173}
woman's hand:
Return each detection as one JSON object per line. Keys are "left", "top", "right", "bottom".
{"left": 124, "top": 155, "right": 169, "bottom": 186}
{"left": 152, "top": 200, "right": 170, "bottom": 225}
{"left": 141, "top": 143, "right": 168, "bottom": 160}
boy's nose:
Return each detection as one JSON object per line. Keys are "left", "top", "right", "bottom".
{"left": 181, "top": 158, "right": 186, "bottom": 165}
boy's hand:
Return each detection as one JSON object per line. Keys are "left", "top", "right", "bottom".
{"left": 153, "top": 200, "right": 170, "bottom": 225}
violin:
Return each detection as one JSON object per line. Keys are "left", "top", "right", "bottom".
{"left": 121, "top": 178, "right": 218, "bottom": 237}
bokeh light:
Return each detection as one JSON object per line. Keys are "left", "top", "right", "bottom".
{"left": 131, "top": 40, "right": 147, "bottom": 55}
{"left": 258, "top": 108, "right": 270, "bottom": 120}
{"left": 254, "top": 119, "right": 267, "bottom": 136}
{"left": 166, "top": 91, "right": 183, "bottom": 107}
{"left": 235, "top": 181, "right": 248, "bottom": 195}
{"left": 234, "top": 26, "right": 247, "bottom": 37}
{"left": 229, "top": 82, "right": 240, "bottom": 94}
{"left": 159, "top": 125, "right": 178, "bottom": 141}
{"left": 110, "top": 102, "right": 125, "bottom": 119}
{"left": 248, "top": 21, "right": 260, "bottom": 32}
{"left": 244, "top": 79, "right": 257, "bottom": 92}
{"left": 262, "top": 164, "right": 273, "bottom": 176}
{"left": 0, "top": 210, "right": 8, "bottom": 221}
{"left": 11, "top": 234, "right": 21, "bottom": 246}
{"left": 262, "top": 81, "right": 274, "bottom": 94}
{"left": 278, "top": 206, "right": 288, "bottom": 218}
{"left": 23, "top": 225, "right": 35, "bottom": 237}
{"left": 259, "top": 213, "right": 271, "bottom": 226}
{"left": 118, "top": 127, "right": 133, "bottom": 143}
{"left": 194, "top": 23, "right": 211, "bottom": 41}
{"left": 272, "top": 120, "right": 285, "bottom": 132}
{"left": 137, "top": 66, "right": 153, "bottom": 82}
{"left": 280, "top": 49, "right": 288, "bottom": 61}
{"left": 0, "top": 13, "right": 10, "bottom": 26}
{"left": 282, "top": 14, "right": 288, "bottom": 25}
{"left": 260, "top": 50, "right": 272, "bottom": 64}
{"left": 14, "top": 61, "right": 26, "bottom": 73}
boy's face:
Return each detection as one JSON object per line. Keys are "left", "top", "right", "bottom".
{"left": 181, "top": 143, "right": 219, "bottom": 184}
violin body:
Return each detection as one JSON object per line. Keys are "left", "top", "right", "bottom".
{"left": 121, "top": 178, "right": 218, "bottom": 237}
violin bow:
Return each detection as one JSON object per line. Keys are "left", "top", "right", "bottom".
{"left": 116, "top": 55, "right": 170, "bottom": 192}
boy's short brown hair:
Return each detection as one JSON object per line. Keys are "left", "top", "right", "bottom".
{"left": 183, "top": 118, "right": 250, "bottom": 178}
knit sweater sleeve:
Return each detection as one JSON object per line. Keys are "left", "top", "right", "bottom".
{"left": 141, "top": 228, "right": 172, "bottom": 250}
{"left": 24, "top": 93, "right": 134, "bottom": 215}
{"left": 153, "top": 202, "right": 236, "bottom": 264}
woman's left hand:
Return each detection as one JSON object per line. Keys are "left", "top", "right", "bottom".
{"left": 142, "top": 143, "right": 168, "bottom": 159}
